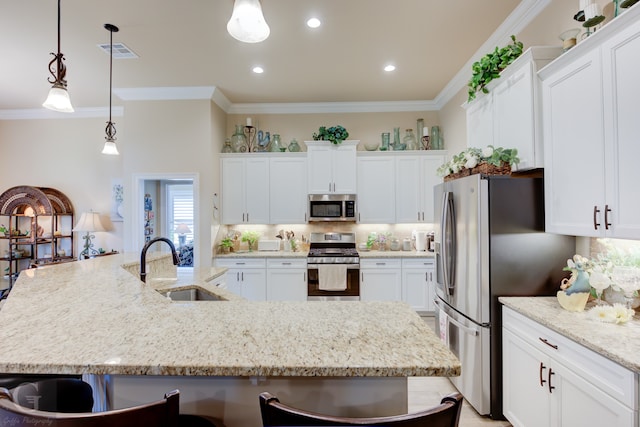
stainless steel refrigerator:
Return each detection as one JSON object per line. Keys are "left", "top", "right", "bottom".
{"left": 433, "top": 172, "right": 574, "bottom": 419}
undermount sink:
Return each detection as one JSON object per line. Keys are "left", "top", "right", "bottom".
{"left": 159, "top": 286, "right": 221, "bottom": 301}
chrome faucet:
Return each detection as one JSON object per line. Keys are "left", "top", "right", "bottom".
{"left": 140, "top": 237, "right": 180, "bottom": 283}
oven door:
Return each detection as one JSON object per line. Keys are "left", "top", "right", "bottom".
{"left": 307, "top": 264, "right": 360, "bottom": 301}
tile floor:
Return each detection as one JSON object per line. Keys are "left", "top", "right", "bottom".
{"left": 416, "top": 316, "right": 511, "bottom": 426}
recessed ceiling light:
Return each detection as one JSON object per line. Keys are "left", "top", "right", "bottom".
{"left": 307, "top": 17, "right": 321, "bottom": 28}
{"left": 253, "top": 66, "right": 264, "bottom": 74}
{"left": 384, "top": 64, "right": 396, "bottom": 72}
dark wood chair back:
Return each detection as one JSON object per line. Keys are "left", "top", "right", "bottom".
{"left": 0, "top": 387, "right": 180, "bottom": 427}
{"left": 10, "top": 377, "right": 94, "bottom": 412}
{"left": 259, "top": 391, "right": 463, "bottom": 427}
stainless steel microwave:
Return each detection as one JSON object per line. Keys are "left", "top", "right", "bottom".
{"left": 308, "top": 194, "right": 357, "bottom": 222}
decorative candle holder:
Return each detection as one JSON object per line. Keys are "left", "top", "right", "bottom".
{"left": 244, "top": 126, "right": 257, "bottom": 152}
{"left": 421, "top": 135, "right": 431, "bottom": 150}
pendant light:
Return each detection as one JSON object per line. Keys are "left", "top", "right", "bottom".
{"left": 227, "top": 0, "right": 270, "bottom": 43}
{"left": 42, "top": 0, "right": 74, "bottom": 113}
{"left": 102, "top": 23, "right": 119, "bottom": 155}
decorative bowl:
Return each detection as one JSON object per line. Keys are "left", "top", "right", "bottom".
{"left": 364, "top": 142, "right": 379, "bottom": 151}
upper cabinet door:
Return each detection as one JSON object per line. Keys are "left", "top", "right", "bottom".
{"left": 270, "top": 156, "right": 308, "bottom": 224}
{"left": 602, "top": 17, "right": 640, "bottom": 239}
{"left": 542, "top": 49, "right": 605, "bottom": 237}
{"left": 221, "top": 157, "right": 247, "bottom": 224}
{"left": 357, "top": 155, "right": 395, "bottom": 223}
{"left": 307, "top": 141, "right": 357, "bottom": 194}
{"left": 395, "top": 156, "right": 422, "bottom": 223}
{"left": 220, "top": 156, "right": 269, "bottom": 224}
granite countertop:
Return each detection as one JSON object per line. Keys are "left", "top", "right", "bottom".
{"left": 500, "top": 296, "right": 640, "bottom": 373}
{"left": 0, "top": 254, "right": 459, "bottom": 378}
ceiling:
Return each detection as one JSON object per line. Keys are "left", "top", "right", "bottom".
{"left": 0, "top": 0, "right": 528, "bottom": 114}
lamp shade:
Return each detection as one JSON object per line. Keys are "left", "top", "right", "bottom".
{"left": 175, "top": 224, "right": 192, "bottom": 234}
{"left": 102, "top": 140, "right": 119, "bottom": 155}
{"left": 227, "top": 0, "right": 270, "bottom": 43}
{"left": 42, "top": 85, "right": 74, "bottom": 113}
{"left": 72, "top": 212, "right": 106, "bottom": 232}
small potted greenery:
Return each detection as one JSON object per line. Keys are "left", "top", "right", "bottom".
{"left": 0, "top": 225, "right": 7, "bottom": 237}
{"left": 219, "top": 237, "right": 234, "bottom": 254}
{"left": 467, "top": 35, "right": 524, "bottom": 102}
{"left": 241, "top": 230, "right": 260, "bottom": 252}
{"left": 312, "top": 125, "right": 349, "bottom": 145}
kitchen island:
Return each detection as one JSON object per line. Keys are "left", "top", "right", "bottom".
{"left": 0, "top": 254, "right": 459, "bottom": 426}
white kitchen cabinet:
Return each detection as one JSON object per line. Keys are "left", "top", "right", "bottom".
{"left": 360, "top": 258, "right": 402, "bottom": 302}
{"left": 306, "top": 141, "right": 358, "bottom": 194}
{"left": 215, "top": 258, "right": 266, "bottom": 301}
{"left": 401, "top": 258, "right": 434, "bottom": 313}
{"left": 395, "top": 152, "right": 445, "bottom": 223}
{"left": 466, "top": 47, "right": 562, "bottom": 170}
{"left": 266, "top": 258, "right": 307, "bottom": 301}
{"left": 502, "top": 306, "right": 637, "bottom": 427}
{"left": 269, "top": 155, "right": 308, "bottom": 224}
{"left": 540, "top": 9, "right": 640, "bottom": 239}
{"left": 356, "top": 154, "right": 395, "bottom": 223}
{"left": 221, "top": 155, "right": 270, "bottom": 224}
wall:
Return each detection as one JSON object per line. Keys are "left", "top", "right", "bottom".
{"left": 121, "top": 99, "right": 225, "bottom": 268}
{"left": 0, "top": 116, "right": 124, "bottom": 255}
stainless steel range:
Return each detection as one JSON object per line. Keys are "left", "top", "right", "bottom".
{"left": 307, "top": 232, "right": 360, "bottom": 301}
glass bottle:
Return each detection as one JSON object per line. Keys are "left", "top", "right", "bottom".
{"left": 431, "top": 126, "right": 442, "bottom": 150}
{"left": 288, "top": 138, "right": 301, "bottom": 152}
{"left": 380, "top": 132, "right": 390, "bottom": 151}
{"left": 403, "top": 129, "right": 417, "bottom": 150}
{"left": 393, "top": 127, "right": 401, "bottom": 149}
{"left": 416, "top": 119, "right": 424, "bottom": 150}
{"left": 230, "top": 124, "right": 247, "bottom": 153}
{"left": 221, "top": 138, "right": 233, "bottom": 153}
{"left": 271, "top": 134, "right": 283, "bottom": 152}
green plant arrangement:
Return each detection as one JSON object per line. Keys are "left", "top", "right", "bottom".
{"left": 241, "top": 230, "right": 260, "bottom": 252}
{"left": 219, "top": 237, "right": 234, "bottom": 253}
{"left": 312, "top": 125, "right": 349, "bottom": 145}
{"left": 437, "top": 146, "right": 519, "bottom": 179}
{"left": 467, "top": 35, "right": 524, "bottom": 102}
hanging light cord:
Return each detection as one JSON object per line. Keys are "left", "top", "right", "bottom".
{"left": 47, "top": 0, "right": 67, "bottom": 88}
{"left": 104, "top": 24, "right": 118, "bottom": 142}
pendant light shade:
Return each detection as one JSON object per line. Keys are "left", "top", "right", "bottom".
{"left": 102, "top": 23, "right": 120, "bottom": 155}
{"left": 227, "top": 0, "right": 270, "bottom": 43}
{"left": 43, "top": 0, "right": 74, "bottom": 113}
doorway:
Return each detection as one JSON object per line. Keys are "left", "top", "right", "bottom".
{"left": 133, "top": 173, "right": 198, "bottom": 268}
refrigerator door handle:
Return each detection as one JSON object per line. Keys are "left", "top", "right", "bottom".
{"left": 440, "top": 191, "right": 456, "bottom": 295}
{"left": 434, "top": 299, "right": 479, "bottom": 337}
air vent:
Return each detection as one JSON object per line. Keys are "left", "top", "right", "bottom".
{"left": 97, "top": 43, "right": 138, "bottom": 59}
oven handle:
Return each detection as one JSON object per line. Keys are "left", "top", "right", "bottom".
{"left": 307, "top": 264, "right": 360, "bottom": 270}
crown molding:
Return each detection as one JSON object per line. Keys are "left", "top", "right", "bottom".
{"left": 0, "top": 106, "right": 124, "bottom": 120}
{"left": 113, "top": 86, "right": 216, "bottom": 101}
{"left": 227, "top": 100, "right": 439, "bottom": 115}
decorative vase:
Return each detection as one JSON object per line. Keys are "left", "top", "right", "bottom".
{"left": 416, "top": 119, "right": 425, "bottom": 149}
{"left": 231, "top": 124, "right": 247, "bottom": 152}
{"left": 431, "top": 126, "right": 443, "bottom": 150}
{"left": 288, "top": 139, "right": 301, "bottom": 152}
{"left": 378, "top": 242, "right": 387, "bottom": 251}
{"left": 221, "top": 138, "right": 233, "bottom": 153}
{"left": 403, "top": 129, "right": 418, "bottom": 150}
{"left": 380, "top": 132, "right": 390, "bottom": 151}
{"left": 271, "top": 134, "right": 283, "bottom": 152}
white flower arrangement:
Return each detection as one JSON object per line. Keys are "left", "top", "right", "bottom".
{"left": 436, "top": 146, "right": 519, "bottom": 177}
{"left": 586, "top": 304, "right": 635, "bottom": 324}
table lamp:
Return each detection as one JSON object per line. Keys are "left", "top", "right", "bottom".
{"left": 73, "top": 211, "right": 106, "bottom": 258}
{"left": 175, "top": 224, "right": 191, "bottom": 247}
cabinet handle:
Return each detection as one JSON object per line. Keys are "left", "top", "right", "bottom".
{"left": 376, "top": 262, "right": 386, "bottom": 266}
{"left": 246, "top": 212, "right": 249, "bottom": 222}
{"left": 241, "top": 272, "right": 244, "bottom": 281}
{"left": 236, "top": 272, "right": 240, "bottom": 281}
{"left": 605, "top": 204, "right": 612, "bottom": 230}
{"left": 548, "top": 368, "right": 555, "bottom": 393}
{"left": 425, "top": 272, "right": 428, "bottom": 282}
{"left": 539, "top": 337, "right": 558, "bottom": 350}
{"left": 236, "top": 262, "right": 246, "bottom": 265}
{"left": 417, "top": 212, "right": 421, "bottom": 222}
{"left": 361, "top": 272, "right": 364, "bottom": 283}
{"left": 329, "top": 183, "right": 332, "bottom": 192}
{"left": 539, "top": 362, "right": 547, "bottom": 387}
{"left": 303, "top": 272, "right": 306, "bottom": 282}
{"left": 593, "top": 206, "right": 601, "bottom": 230}
{"left": 282, "top": 262, "right": 291, "bottom": 265}
{"left": 422, "top": 212, "right": 425, "bottom": 221}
